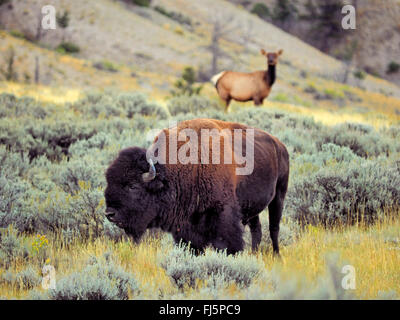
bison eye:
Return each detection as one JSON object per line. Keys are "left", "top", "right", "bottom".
{"left": 128, "top": 184, "right": 139, "bottom": 190}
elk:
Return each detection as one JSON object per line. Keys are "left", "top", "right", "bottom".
{"left": 211, "top": 49, "right": 283, "bottom": 111}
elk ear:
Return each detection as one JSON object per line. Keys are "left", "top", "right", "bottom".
{"left": 260, "top": 49, "right": 267, "bottom": 56}
{"left": 277, "top": 49, "right": 283, "bottom": 56}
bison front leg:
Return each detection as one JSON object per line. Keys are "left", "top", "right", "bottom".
{"left": 172, "top": 231, "right": 205, "bottom": 256}
{"left": 212, "top": 205, "right": 244, "bottom": 255}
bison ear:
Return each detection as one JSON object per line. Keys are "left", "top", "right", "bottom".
{"left": 260, "top": 49, "right": 267, "bottom": 56}
{"left": 277, "top": 49, "right": 283, "bottom": 56}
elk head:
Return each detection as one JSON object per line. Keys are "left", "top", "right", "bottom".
{"left": 261, "top": 49, "right": 283, "bottom": 66}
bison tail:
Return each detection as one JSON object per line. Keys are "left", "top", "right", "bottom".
{"left": 210, "top": 71, "right": 226, "bottom": 88}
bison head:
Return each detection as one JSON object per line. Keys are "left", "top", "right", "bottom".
{"left": 104, "top": 147, "right": 165, "bottom": 242}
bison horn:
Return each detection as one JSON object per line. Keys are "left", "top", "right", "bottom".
{"left": 142, "top": 158, "right": 156, "bottom": 182}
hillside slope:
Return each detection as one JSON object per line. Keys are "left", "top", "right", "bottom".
{"left": 0, "top": 0, "right": 400, "bottom": 120}
{"left": 228, "top": 0, "right": 400, "bottom": 85}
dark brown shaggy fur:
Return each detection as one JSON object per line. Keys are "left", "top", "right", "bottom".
{"left": 104, "top": 119, "right": 289, "bottom": 254}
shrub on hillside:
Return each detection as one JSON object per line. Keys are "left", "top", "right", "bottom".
{"left": 168, "top": 95, "right": 221, "bottom": 116}
{"left": 131, "top": 0, "right": 151, "bottom": 7}
{"left": 56, "top": 42, "right": 80, "bottom": 54}
{"left": 68, "top": 132, "right": 111, "bottom": 157}
{"left": 44, "top": 256, "right": 140, "bottom": 300}
{"left": 296, "top": 143, "right": 360, "bottom": 167}
{"left": 317, "top": 122, "right": 392, "bottom": 158}
{"left": 1, "top": 266, "right": 41, "bottom": 290}
{"left": 93, "top": 60, "right": 119, "bottom": 73}
{"left": 154, "top": 6, "right": 192, "bottom": 26}
{"left": 160, "top": 243, "right": 262, "bottom": 289}
{"left": 0, "top": 93, "right": 52, "bottom": 119}
{"left": 170, "top": 67, "right": 203, "bottom": 97}
{"left": 54, "top": 158, "right": 104, "bottom": 194}
{"left": 116, "top": 93, "right": 167, "bottom": 119}
{"left": 72, "top": 92, "right": 167, "bottom": 119}
{"left": 0, "top": 226, "right": 29, "bottom": 268}
{"left": 387, "top": 61, "right": 400, "bottom": 74}
{"left": 0, "top": 118, "right": 98, "bottom": 160}
{"left": 0, "top": 169, "right": 34, "bottom": 232}
{"left": 0, "top": 146, "right": 30, "bottom": 178}
{"left": 251, "top": 3, "right": 271, "bottom": 19}
{"left": 286, "top": 159, "right": 400, "bottom": 225}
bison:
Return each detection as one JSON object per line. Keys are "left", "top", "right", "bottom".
{"left": 104, "top": 119, "right": 289, "bottom": 255}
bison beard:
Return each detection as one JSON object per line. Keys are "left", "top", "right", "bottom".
{"left": 104, "top": 119, "right": 289, "bottom": 255}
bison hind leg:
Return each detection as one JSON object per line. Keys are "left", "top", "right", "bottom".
{"left": 248, "top": 215, "right": 262, "bottom": 251}
{"left": 268, "top": 182, "right": 288, "bottom": 256}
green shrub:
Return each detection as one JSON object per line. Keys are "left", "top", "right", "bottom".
{"left": 287, "top": 159, "right": 400, "bottom": 225}
{"left": 69, "top": 132, "right": 110, "bottom": 157}
{"left": 0, "top": 146, "right": 30, "bottom": 178}
{"left": 154, "top": 6, "right": 192, "bottom": 26}
{"left": 387, "top": 61, "right": 400, "bottom": 74}
{"left": 160, "top": 243, "right": 262, "bottom": 289}
{"left": 116, "top": 93, "right": 167, "bottom": 119}
{"left": 72, "top": 92, "right": 167, "bottom": 119}
{"left": 251, "top": 3, "right": 271, "bottom": 19}
{"left": 54, "top": 158, "right": 104, "bottom": 194}
{"left": 56, "top": 42, "right": 80, "bottom": 54}
{"left": 46, "top": 255, "right": 140, "bottom": 300}
{"left": 0, "top": 226, "right": 29, "bottom": 267}
{"left": 317, "top": 122, "right": 391, "bottom": 158}
{"left": 9, "top": 30, "right": 26, "bottom": 39}
{"left": 0, "top": 118, "right": 98, "bottom": 160}
{"left": 353, "top": 70, "right": 366, "bottom": 80}
{"left": 93, "top": 60, "right": 119, "bottom": 73}
{"left": 1, "top": 266, "right": 41, "bottom": 290}
{"left": 296, "top": 143, "right": 360, "bottom": 167}
{"left": 170, "top": 67, "right": 203, "bottom": 97}
{"left": 0, "top": 170, "right": 34, "bottom": 232}
{"left": 131, "top": 0, "right": 151, "bottom": 7}
{"left": 0, "top": 93, "right": 52, "bottom": 119}
{"left": 168, "top": 95, "right": 221, "bottom": 116}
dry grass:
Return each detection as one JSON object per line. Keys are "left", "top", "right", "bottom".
{"left": 1, "top": 213, "right": 398, "bottom": 300}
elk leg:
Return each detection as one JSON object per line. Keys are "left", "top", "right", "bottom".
{"left": 248, "top": 215, "right": 262, "bottom": 251}
{"left": 224, "top": 97, "right": 231, "bottom": 112}
{"left": 253, "top": 97, "right": 262, "bottom": 106}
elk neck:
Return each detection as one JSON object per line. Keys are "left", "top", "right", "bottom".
{"left": 264, "top": 64, "right": 276, "bottom": 87}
